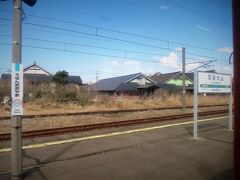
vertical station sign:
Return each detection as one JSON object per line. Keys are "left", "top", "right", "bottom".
{"left": 11, "top": 63, "right": 23, "bottom": 115}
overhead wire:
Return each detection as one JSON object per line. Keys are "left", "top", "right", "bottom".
{"left": 0, "top": 42, "right": 161, "bottom": 64}
{"left": 0, "top": 17, "right": 179, "bottom": 53}
{"left": 0, "top": 17, "right": 227, "bottom": 62}
{"left": 164, "top": 0, "right": 230, "bottom": 25}
{"left": 0, "top": 8, "right": 225, "bottom": 52}
{"left": 0, "top": 6, "right": 232, "bottom": 77}
{"left": 212, "top": 0, "right": 231, "bottom": 9}
{"left": 0, "top": 22, "right": 123, "bottom": 45}
{"left": 0, "top": 34, "right": 171, "bottom": 58}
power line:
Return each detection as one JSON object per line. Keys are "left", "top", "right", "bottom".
{"left": 0, "top": 42, "right": 161, "bottom": 64}
{"left": 0, "top": 8, "right": 223, "bottom": 52}
{"left": 24, "top": 12, "right": 226, "bottom": 52}
{"left": 187, "top": 61, "right": 215, "bottom": 73}
{"left": 23, "top": 21, "right": 178, "bottom": 52}
{"left": 0, "top": 18, "right": 227, "bottom": 62}
{"left": 0, "top": 22, "right": 122, "bottom": 45}
{"left": 186, "top": 60, "right": 217, "bottom": 65}
{"left": 212, "top": 0, "right": 231, "bottom": 9}
{"left": 18, "top": 21, "right": 229, "bottom": 60}
{"left": 0, "top": 34, "right": 170, "bottom": 57}
{"left": 0, "top": 18, "right": 179, "bottom": 53}
{"left": 165, "top": 0, "right": 230, "bottom": 25}
{"left": 186, "top": 51, "right": 226, "bottom": 62}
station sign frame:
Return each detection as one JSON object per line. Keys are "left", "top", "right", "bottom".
{"left": 193, "top": 70, "right": 232, "bottom": 139}
{"left": 197, "top": 71, "right": 231, "bottom": 94}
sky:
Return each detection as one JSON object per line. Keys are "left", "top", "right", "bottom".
{"left": 0, "top": 0, "right": 233, "bottom": 83}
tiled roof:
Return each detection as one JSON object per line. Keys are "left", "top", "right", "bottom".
{"left": 24, "top": 62, "right": 53, "bottom": 75}
{"left": 186, "top": 72, "right": 194, "bottom": 81}
{"left": 150, "top": 71, "right": 181, "bottom": 84}
{"left": 151, "top": 71, "right": 194, "bottom": 84}
{"left": 1, "top": 74, "right": 82, "bottom": 84}
{"left": 91, "top": 73, "right": 142, "bottom": 91}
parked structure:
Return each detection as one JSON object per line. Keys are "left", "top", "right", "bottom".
{"left": 91, "top": 73, "right": 158, "bottom": 97}
{"left": 1, "top": 62, "right": 83, "bottom": 85}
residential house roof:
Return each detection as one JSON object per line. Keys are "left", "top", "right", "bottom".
{"left": 24, "top": 62, "right": 53, "bottom": 75}
{"left": 1, "top": 74, "right": 83, "bottom": 84}
{"left": 91, "top": 73, "right": 141, "bottom": 91}
{"left": 1, "top": 62, "right": 82, "bottom": 84}
{"left": 68, "top": 76, "right": 83, "bottom": 84}
{"left": 151, "top": 71, "right": 195, "bottom": 84}
{"left": 91, "top": 73, "right": 157, "bottom": 91}
{"left": 150, "top": 71, "right": 181, "bottom": 84}
{"left": 186, "top": 73, "right": 194, "bottom": 82}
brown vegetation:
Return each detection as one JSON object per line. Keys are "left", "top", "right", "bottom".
{"left": 0, "top": 82, "right": 229, "bottom": 117}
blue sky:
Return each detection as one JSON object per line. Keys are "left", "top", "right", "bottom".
{"left": 0, "top": 0, "right": 233, "bottom": 83}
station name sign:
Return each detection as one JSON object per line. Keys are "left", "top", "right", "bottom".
{"left": 198, "top": 71, "right": 231, "bottom": 93}
{"left": 11, "top": 63, "right": 23, "bottom": 115}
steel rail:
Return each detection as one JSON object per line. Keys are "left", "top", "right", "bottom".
{"left": 0, "top": 104, "right": 227, "bottom": 120}
{"left": 0, "top": 109, "right": 228, "bottom": 141}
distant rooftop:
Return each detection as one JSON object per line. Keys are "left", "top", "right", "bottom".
{"left": 91, "top": 73, "right": 142, "bottom": 91}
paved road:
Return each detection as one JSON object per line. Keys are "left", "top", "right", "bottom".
{"left": 0, "top": 115, "right": 233, "bottom": 180}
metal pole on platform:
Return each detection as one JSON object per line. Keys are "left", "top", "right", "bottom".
{"left": 182, "top": 47, "right": 186, "bottom": 111}
{"left": 193, "top": 69, "right": 198, "bottom": 139}
{"left": 229, "top": 76, "right": 233, "bottom": 130}
{"left": 11, "top": 0, "right": 22, "bottom": 179}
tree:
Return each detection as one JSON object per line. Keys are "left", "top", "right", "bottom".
{"left": 52, "top": 70, "right": 69, "bottom": 85}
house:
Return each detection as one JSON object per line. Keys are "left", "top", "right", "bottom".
{"left": 150, "top": 71, "right": 194, "bottom": 93}
{"left": 0, "top": 62, "right": 83, "bottom": 85}
{"left": 91, "top": 73, "right": 159, "bottom": 97}
{"left": 24, "top": 62, "right": 52, "bottom": 76}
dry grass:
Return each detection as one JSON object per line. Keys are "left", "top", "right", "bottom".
{"left": 0, "top": 81, "right": 229, "bottom": 117}
{"left": 0, "top": 94, "right": 228, "bottom": 117}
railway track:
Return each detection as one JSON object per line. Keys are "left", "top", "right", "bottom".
{"left": 0, "top": 109, "right": 228, "bottom": 141}
{"left": 0, "top": 104, "right": 227, "bottom": 120}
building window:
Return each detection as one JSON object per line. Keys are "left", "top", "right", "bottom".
{"left": 208, "top": 75, "right": 211, "bottom": 80}
{"left": 212, "top": 75, "right": 215, "bottom": 80}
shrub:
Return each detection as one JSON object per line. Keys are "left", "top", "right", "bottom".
{"left": 79, "top": 87, "right": 95, "bottom": 105}
{"left": 52, "top": 70, "right": 68, "bottom": 85}
{"left": 0, "top": 80, "right": 10, "bottom": 105}
{"left": 32, "top": 82, "right": 52, "bottom": 100}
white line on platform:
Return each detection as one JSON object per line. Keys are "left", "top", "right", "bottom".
{"left": 0, "top": 116, "right": 228, "bottom": 153}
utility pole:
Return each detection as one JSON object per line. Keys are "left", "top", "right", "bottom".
{"left": 193, "top": 69, "right": 198, "bottom": 139}
{"left": 11, "top": 1, "right": 23, "bottom": 179}
{"left": 96, "top": 71, "right": 99, "bottom": 82}
{"left": 10, "top": 0, "right": 37, "bottom": 179}
{"left": 182, "top": 47, "right": 186, "bottom": 111}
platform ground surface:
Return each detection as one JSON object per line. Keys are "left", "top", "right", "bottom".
{"left": 0, "top": 116, "right": 233, "bottom": 180}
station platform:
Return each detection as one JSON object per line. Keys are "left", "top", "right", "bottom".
{"left": 0, "top": 115, "right": 233, "bottom": 180}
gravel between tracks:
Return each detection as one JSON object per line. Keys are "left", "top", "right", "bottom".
{"left": 0, "top": 106, "right": 227, "bottom": 134}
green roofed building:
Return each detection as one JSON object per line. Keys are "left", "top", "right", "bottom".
{"left": 150, "top": 71, "right": 194, "bottom": 93}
